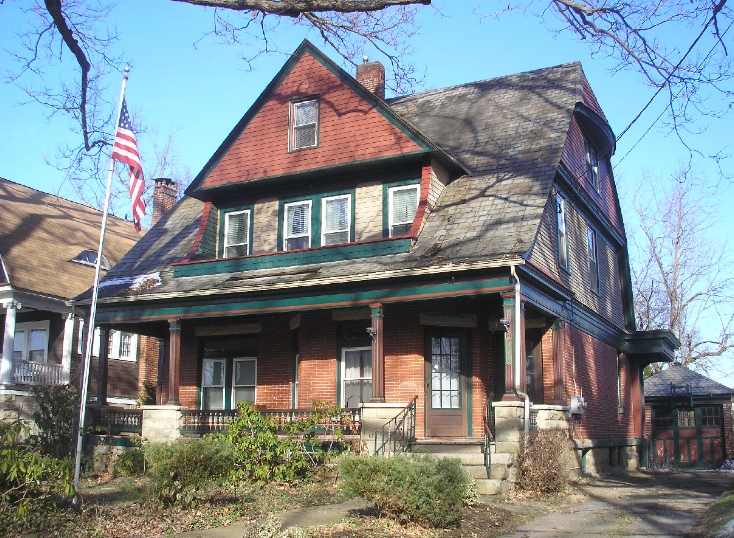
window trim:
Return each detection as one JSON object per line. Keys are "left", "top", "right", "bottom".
{"left": 584, "top": 137, "right": 600, "bottom": 192}
{"left": 223, "top": 209, "right": 252, "bottom": 258}
{"left": 13, "top": 320, "right": 50, "bottom": 362}
{"left": 340, "top": 346, "right": 373, "bottom": 408}
{"left": 283, "top": 200, "right": 313, "bottom": 251}
{"left": 587, "top": 226, "right": 600, "bottom": 294}
{"left": 321, "top": 194, "right": 352, "bottom": 247}
{"left": 557, "top": 194, "right": 570, "bottom": 272}
{"left": 289, "top": 97, "right": 320, "bottom": 151}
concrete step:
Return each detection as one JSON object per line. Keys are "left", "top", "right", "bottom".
{"left": 476, "top": 478, "right": 502, "bottom": 495}
{"left": 412, "top": 439, "right": 483, "bottom": 454}
{"left": 429, "top": 452, "right": 485, "bottom": 466}
{"left": 490, "top": 463, "right": 508, "bottom": 480}
{"left": 463, "top": 464, "right": 490, "bottom": 479}
{"left": 488, "top": 452, "right": 515, "bottom": 466}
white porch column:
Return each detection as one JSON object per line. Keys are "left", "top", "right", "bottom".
{"left": 61, "top": 313, "right": 74, "bottom": 384}
{"left": 1, "top": 300, "right": 19, "bottom": 386}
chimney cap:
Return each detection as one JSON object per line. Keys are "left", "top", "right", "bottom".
{"left": 153, "top": 177, "right": 175, "bottom": 186}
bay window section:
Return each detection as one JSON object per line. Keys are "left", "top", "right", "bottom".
{"left": 322, "top": 194, "right": 351, "bottom": 246}
{"left": 224, "top": 210, "right": 250, "bottom": 257}
{"left": 388, "top": 185, "right": 419, "bottom": 237}
{"left": 284, "top": 201, "right": 311, "bottom": 251}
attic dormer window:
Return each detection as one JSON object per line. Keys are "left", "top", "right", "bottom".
{"left": 71, "top": 250, "right": 111, "bottom": 270}
{"left": 291, "top": 98, "right": 318, "bottom": 150}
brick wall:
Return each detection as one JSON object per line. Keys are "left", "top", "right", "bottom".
{"left": 528, "top": 193, "right": 625, "bottom": 329}
{"left": 297, "top": 310, "right": 338, "bottom": 406}
{"left": 137, "top": 336, "right": 160, "bottom": 394}
{"left": 202, "top": 52, "right": 422, "bottom": 188}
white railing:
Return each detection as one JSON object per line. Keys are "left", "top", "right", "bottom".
{"left": 12, "top": 360, "right": 68, "bottom": 386}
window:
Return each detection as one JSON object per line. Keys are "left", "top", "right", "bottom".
{"left": 77, "top": 322, "right": 137, "bottom": 361}
{"left": 388, "top": 185, "right": 419, "bottom": 237}
{"left": 678, "top": 409, "right": 695, "bottom": 427}
{"left": 283, "top": 201, "right": 311, "bottom": 250}
{"left": 322, "top": 194, "right": 351, "bottom": 246}
{"left": 701, "top": 407, "right": 721, "bottom": 427}
{"left": 342, "top": 347, "right": 372, "bottom": 407}
{"left": 71, "top": 250, "right": 111, "bottom": 270}
{"left": 13, "top": 321, "right": 49, "bottom": 362}
{"left": 653, "top": 408, "right": 673, "bottom": 429}
{"left": 588, "top": 227, "right": 599, "bottom": 293}
{"left": 202, "top": 359, "right": 226, "bottom": 410}
{"left": 291, "top": 99, "right": 318, "bottom": 150}
{"left": 557, "top": 194, "right": 570, "bottom": 271}
{"left": 584, "top": 137, "right": 599, "bottom": 191}
{"left": 233, "top": 358, "right": 257, "bottom": 407}
{"left": 224, "top": 210, "right": 250, "bottom": 257}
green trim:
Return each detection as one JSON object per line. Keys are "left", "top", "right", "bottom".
{"left": 175, "top": 237, "right": 410, "bottom": 278}
{"left": 382, "top": 179, "right": 421, "bottom": 238}
{"left": 96, "top": 276, "right": 514, "bottom": 323}
{"left": 218, "top": 205, "right": 254, "bottom": 258}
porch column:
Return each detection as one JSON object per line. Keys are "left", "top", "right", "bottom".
{"left": 369, "top": 303, "right": 385, "bottom": 402}
{"left": 156, "top": 337, "right": 166, "bottom": 405}
{"left": 96, "top": 327, "right": 109, "bottom": 406}
{"left": 1, "top": 300, "right": 18, "bottom": 386}
{"left": 61, "top": 313, "right": 74, "bottom": 384}
{"left": 500, "top": 293, "right": 516, "bottom": 400}
{"left": 167, "top": 319, "right": 181, "bottom": 405}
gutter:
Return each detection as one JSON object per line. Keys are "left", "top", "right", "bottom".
{"left": 511, "top": 265, "right": 530, "bottom": 434}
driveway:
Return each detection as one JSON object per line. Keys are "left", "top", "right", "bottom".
{"left": 499, "top": 471, "right": 734, "bottom": 538}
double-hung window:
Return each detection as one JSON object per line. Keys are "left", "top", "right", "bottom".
{"left": 587, "top": 227, "right": 599, "bottom": 293}
{"left": 341, "top": 347, "right": 372, "bottom": 407}
{"left": 224, "top": 210, "right": 250, "bottom": 257}
{"left": 233, "top": 358, "right": 257, "bottom": 407}
{"left": 584, "top": 137, "right": 599, "bottom": 191}
{"left": 388, "top": 185, "right": 419, "bottom": 237}
{"left": 322, "top": 194, "right": 351, "bottom": 246}
{"left": 202, "top": 358, "right": 226, "bottom": 409}
{"left": 557, "top": 194, "right": 570, "bottom": 271}
{"left": 13, "top": 321, "right": 49, "bottom": 362}
{"left": 291, "top": 99, "right": 318, "bottom": 150}
{"left": 201, "top": 356, "right": 257, "bottom": 410}
{"left": 284, "top": 201, "right": 311, "bottom": 250}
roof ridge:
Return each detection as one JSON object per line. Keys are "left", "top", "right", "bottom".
{"left": 0, "top": 175, "right": 137, "bottom": 227}
{"left": 388, "top": 61, "right": 582, "bottom": 103}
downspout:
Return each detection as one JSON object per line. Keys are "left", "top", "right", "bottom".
{"left": 511, "top": 265, "right": 530, "bottom": 434}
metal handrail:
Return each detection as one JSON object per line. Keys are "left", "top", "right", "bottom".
{"left": 373, "top": 396, "right": 418, "bottom": 456}
{"left": 484, "top": 394, "right": 494, "bottom": 470}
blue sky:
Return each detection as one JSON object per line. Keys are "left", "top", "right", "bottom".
{"left": 1, "top": 1, "right": 732, "bottom": 376}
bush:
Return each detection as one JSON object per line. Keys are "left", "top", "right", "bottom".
{"left": 339, "top": 454, "right": 474, "bottom": 528}
{"left": 219, "top": 402, "right": 310, "bottom": 484}
{"left": 29, "top": 384, "right": 79, "bottom": 459}
{"left": 114, "top": 448, "right": 145, "bottom": 477}
{"left": 144, "top": 437, "right": 234, "bottom": 506}
{"left": 515, "top": 428, "right": 571, "bottom": 494}
{"left": 0, "top": 421, "right": 75, "bottom": 517}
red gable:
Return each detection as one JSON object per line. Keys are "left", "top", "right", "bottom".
{"left": 201, "top": 52, "right": 424, "bottom": 189}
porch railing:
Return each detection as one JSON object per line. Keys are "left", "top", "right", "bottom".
{"left": 529, "top": 410, "right": 538, "bottom": 432}
{"left": 87, "top": 407, "right": 143, "bottom": 435}
{"left": 12, "top": 360, "right": 68, "bottom": 386}
{"left": 374, "top": 396, "right": 418, "bottom": 456}
{"left": 180, "top": 407, "right": 362, "bottom": 437}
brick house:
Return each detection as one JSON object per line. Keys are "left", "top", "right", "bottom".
{"left": 0, "top": 177, "right": 165, "bottom": 416}
{"left": 644, "top": 364, "right": 733, "bottom": 468}
{"left": 81, "top": 41, "right": 678, "bottom": 485}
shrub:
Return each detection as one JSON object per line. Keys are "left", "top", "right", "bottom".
{"left": 138, "top": 382, "right": 156, "bottom": 406}
{"left": 0, "top": 421, "right": 75, "bottom": 517}
{"left": 220, "top": 402, "right": 310, "bottom": 484}
{"left": 515, "top": 428, "right": 571, "bottom": 494}
{"left": 114, "top": 448, "right": 145, "bottom": 477}
{"left": 29, "top": 384, "right": 79, "bottom": 459}
{"left": 144, "top": 436, "right": 234, "bottom": 506}
{"left": 339, "top": 454, "right": 474, "bottom": 528}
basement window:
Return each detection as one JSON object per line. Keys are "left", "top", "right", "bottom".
{"left": 291, "top": 99, "right": 319, "bottom": 150}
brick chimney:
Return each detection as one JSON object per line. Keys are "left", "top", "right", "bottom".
{"left": 151, "top": 178, "right": 177, "bottom": 226}
{"left": 356, "top": 57, "right": 385, "bottom": 100}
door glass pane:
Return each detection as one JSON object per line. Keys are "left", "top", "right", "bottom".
{"left": 431, "top": 336, "right": 461, "bottom": 409}
{"left": 343, "top": 348, "right": 372, "bottom": 407}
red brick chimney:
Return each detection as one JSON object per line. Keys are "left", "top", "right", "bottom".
{"left": 356, "top": 57, "right": 385, "bottom": 100}
{"left": 151, "top": 178, "right": 177, "bottom": 226}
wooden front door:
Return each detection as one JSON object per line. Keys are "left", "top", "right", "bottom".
{"left": 424, "top": 330, "right": 470, "bottom": 437}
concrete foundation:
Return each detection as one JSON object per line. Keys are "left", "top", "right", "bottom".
{"left": 141, "top": 405, "right": 187, "bottom": 443}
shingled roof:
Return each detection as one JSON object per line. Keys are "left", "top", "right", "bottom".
{"left": 645, "top": 364, "right": 734, "bottom": 398}
{"left": 87, "top": 61, "right": 587, "bottom": 301}
{"left": 0, "top": 177, "right": 142, "bottom": 300}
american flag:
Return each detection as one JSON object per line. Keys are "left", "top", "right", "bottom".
{"left": 111, "top": 98, "right": 146, "bottom": 232}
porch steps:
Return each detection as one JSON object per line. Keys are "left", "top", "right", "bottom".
{"left": 410, "top": 439, "right": 514, "bottom": 495}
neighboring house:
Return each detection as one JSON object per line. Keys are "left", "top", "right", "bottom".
{"left": 644, "top": 364, "right": 733, "bottom": 468}
{"left": 82, "top": 41, "right": 677, "bottom": 477}
{"left": 0, "top": 177, "right": 166, "bottom": 416}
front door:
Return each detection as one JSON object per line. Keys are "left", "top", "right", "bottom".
{"left": 424, "top": 330, "right": 470, "bottom": 437}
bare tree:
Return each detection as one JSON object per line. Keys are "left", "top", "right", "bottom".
{"left": 631, "top": 167, "right": 734, "bottom": 375}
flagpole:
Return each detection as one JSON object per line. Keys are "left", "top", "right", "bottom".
{"left": 73, "top": 66, "right": 130, "bottom": 497}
